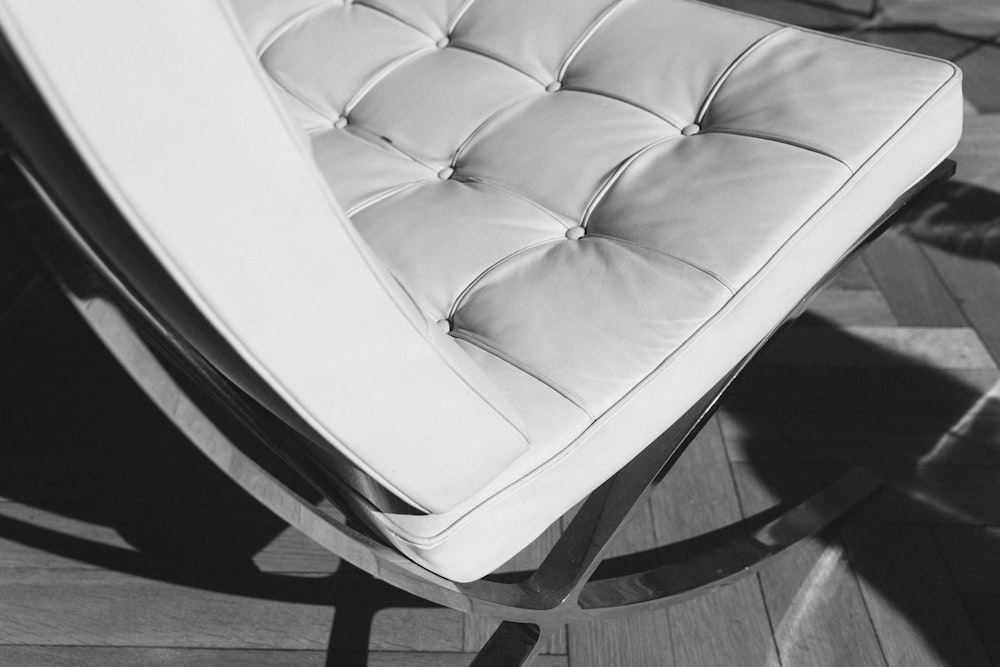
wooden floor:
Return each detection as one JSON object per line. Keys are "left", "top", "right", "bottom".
{"left": 1, "top": 1, "right": 999, "bottom": 665}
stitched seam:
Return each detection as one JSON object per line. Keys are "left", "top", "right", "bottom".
{"left": 701, "top": 127, "right": 853, "bottom": 171}
{"left": 447, "top": 0, "right": 481, "bottom": 34}
{"left": 344, "top": 180, "right": 428, "bottom": 217}
{"left": 558, "top": 0, "right": 632, "bottom": 80}
{"left": 345, "top": 126, "right": 442, "bottom": 170}
{"left": 344, "top": 47, "right": 430, "bottom": 114}
{"left": 262, "top": 67, "right": 342, "bottom": 125}
{"left": 257, "top": 2, "right": 333, "bottom": 58}
{"left": 453, "top": 93, "right": 542, "bottom": 165}
{"left": 581, "top": 136, "right": 680, "bottom": 227}
{"left": 352, "top": 1, "right": 436, "bottom": 39}
{"left": 587, "top": 234, "right": 737, "bottom": 293}
{"left": 312, "top": 124, "right": 434, "bottom": 170}
{"left": 447, "top": 42, "right": 546, "bottom": 85}
{"left": 448, "top": 239, "right": 562, "bottom": 320}
{"left": 449, "top": 330, "right": 597, "bottom": 418}
{"left": 560, "top": 86, "right": 684, "bottom": 129}
{"left": 696, "top": 27, "right": 787, "bottom": 123}
{"left": 462, "top": 177, "right": 572, "bottom": 227}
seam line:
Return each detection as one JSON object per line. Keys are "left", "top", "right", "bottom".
{"left": 257, "top": 2, "right": 333, "bottom": 58}
{"left": 561, "top": 86, "right": 684, "bottom": 129}
{"left": 587, "top": 234, "right": 737, "bottom": 293}
{"left": 344, "top": 181, "right": 428, "bottom": 217}
{"left": 448, "top": 239, "right": 561, "bottom": 320}
{"left": 581, "top": 136, "right": 680, "bottom": 227}
{"left": 447, "top": 0, "right": 481, "bottom": 34}
{"left": 352, "top": 1, "right": 436, "bottom": 39}
{"left": 696, "top": 27, "right": 787, "bottom": 123}
{"left": 558, "top": 0, "right": 632, "bottom": 80}
{"left": 344, "top": 47, "right": 430, "bottom": 115}
{"left": 462, "top": 177, "right": 572, "bottom": 227}
{"left": 701, "top": 127, "right": 853, "bottom": 171}
{"left": 450, "top": 330, "right": 597, "bottom": 418}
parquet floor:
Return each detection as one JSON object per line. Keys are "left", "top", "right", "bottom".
{"left": 1, "top": 1, "right": 998, "bottom": 665}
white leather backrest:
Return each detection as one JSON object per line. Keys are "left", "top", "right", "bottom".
{"left": 0, "top": 0, "right": 529, "bottom": 512}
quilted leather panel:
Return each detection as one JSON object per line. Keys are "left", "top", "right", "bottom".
{"left": 565, "top": 0, "right": 778, "bottom": 127}
{"left": 248, "top": 0, "right": 960, "bottom": 422}
{"left": 452, "top": 240, "right": 728, "bottom": 415}
{"left": 703, "top": 29, "right": 959, "bottom": 170}
{"left": 587, "top": 134, "right": 850, "bottom": 287}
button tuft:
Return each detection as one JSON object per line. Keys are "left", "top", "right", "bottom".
{"left": 436, "top": 37, "right": 450, "bottom": 48}
{"left": 436, "top": 319, "right": 451, "bottom": 333}
{"left": 565, "top": 226, "right": 585, "bottom": 240}
{"left": 545, "top": 81, "right": 562, "bottom": 93}
{"left": 333, "top": 116, "right": 348, "bottom": 129}
{"left": 438, "top": 167, "right": 455, "bottom": 180}
{"left": 681, "top": 123, "right": 700, "bottom": 136}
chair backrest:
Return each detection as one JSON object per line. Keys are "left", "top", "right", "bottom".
{"left": 0, "top": 0, "right": 530, "bottom": 513}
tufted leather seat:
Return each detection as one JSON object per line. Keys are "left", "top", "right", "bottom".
{"left": 1, "top": 0, "right": 962, "bottom": 582}
{"left": 230, "top": 0, "right": 962, "bottom": 580}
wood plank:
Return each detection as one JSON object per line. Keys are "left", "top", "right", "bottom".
{"left": 757, "top": 325, "right": 996, "bottom": 369}
{"left": 701, "top": 0, "right": 868, "bottom": 29}
{"left": 0, "top": 570, "right": 462, "bottom": 651}
{"left": 804, "top": 289, "right": 898, "bottom": 327}
{"left": 847, "top": 464, "right": 1000, "bottom": 525}
{"left": 568, "top": 501, "right": 672, "bottom": 666}
{"left": 951, "top": 114, "right": 1000, "bottom": 193}
{"left": 843, "top": 524, "right": 991, "bottom": 666}
{"left": 880, "top": 0, "right": 1000, "bottom": 38}
{"left": 649, "top": 418, "right": 742, "bottom": 542}
{"left": 732, "top": 464, "right": 886, "bottom": 667}
{"left": 921, "top": 245, "right": 1000, "bottom": 366}
{"left": 828, "top": 256, "right": 879, "bottom": 291}
{"left": 856, "top": 28, "right": 976, "bottom": 61}
{"left": 862, "top": 228, "right": 967, "bottom": 326}
{"left": 901, "top": 114, "right": 1000, "bottom": 363}
{"left": 0, "top": 647, "right": 569, "bottom": 667}
{"left": 933, "top": 526, "right": 1000, "bottom": 592}
{"left": 957, "top": 45, "right": 1000, "bottom": 112}
{"left": 568, "top": 605, "right": 672, "bottom": 667}
{"left": 649, "top": 419, "right": 780, "bottom": 667}
{"left": 723, "top": 366, "right": 1000, "bottom": 416}
{"left": 720, "top": 409, "right": 1000, "bottom": 465}
{"left": 962, "top": 593, "right": 1000, "bottom": 667}
{"left": 0, "top": 503, "right": 339, "bottom": 572}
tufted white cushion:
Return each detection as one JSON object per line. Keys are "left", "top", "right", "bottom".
{"left": 230, "top": 0, "right": 962, "bottom": 579}
{"left": 3, "top": 0, "right": 962, "bottom": 581}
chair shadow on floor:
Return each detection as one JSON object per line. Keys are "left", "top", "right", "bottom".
{"left": 0, "top": 188, "right": 998, "bottom": 665}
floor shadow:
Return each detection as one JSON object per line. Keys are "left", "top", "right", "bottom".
{"left": 0, "top": 267, "right": 440, "bottom": 666}
{"left": 899, "top": 180, "right": 1000, "bottom": 263}
{"left": 4, "top": 255, "right": 999, "bottom": 666}
{"left": 722, "top": 309, "right": 1000, "bottom": 665}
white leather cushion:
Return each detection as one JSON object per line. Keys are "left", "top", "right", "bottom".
{"left": 246, "top": 0, "right": 960, "bottom": 419}
{"left": 238, "top": 0, "right": 963, "bottom": 580}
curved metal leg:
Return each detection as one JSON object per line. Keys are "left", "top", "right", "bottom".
{"left": 471, "top": 622, "right": 548, "bottom": 667}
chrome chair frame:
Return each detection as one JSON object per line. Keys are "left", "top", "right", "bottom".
{"left": 0, "top": 26, "right": 955, "bottom": 666}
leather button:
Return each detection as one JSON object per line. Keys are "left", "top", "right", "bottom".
{"left": 545, "top": 81, "right": 562, "bottom": 93}
{"left": 565, "top": 226, "right": 585, "bottom": 240}
{"left": 438, "top": 167, "right": 454, "bottom": 180}
{"left": 334, "top": 116, "right": 348, "bottom": 129}
{"left": 436, "top": 319, "right": 451, "bottom": 332}
{"left": 681, "top": 123, "right": 700, "bottom": 136}
{"left": 436, "top": 37, "right": 450, "bottom": 48}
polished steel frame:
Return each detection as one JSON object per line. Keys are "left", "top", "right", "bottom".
{"left": 0, "top": 25, "right": 955, "bottom": 667}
